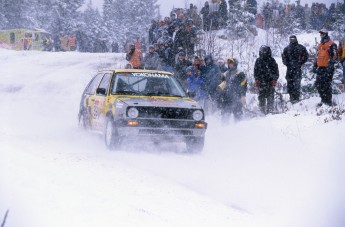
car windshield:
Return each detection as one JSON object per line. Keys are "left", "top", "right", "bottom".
{"left": 111, "top": 72, "right": 187, "bottom": 97}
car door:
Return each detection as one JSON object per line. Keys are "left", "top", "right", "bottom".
{"left": 83, "top": 73, "right": 104, "bottom": 130}
{"left": 91, "top": 73, "right": 112, "bottom": 131}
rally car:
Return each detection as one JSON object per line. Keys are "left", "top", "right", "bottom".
{"left": 78, "top": 69, "right": 207, "bottom": 152}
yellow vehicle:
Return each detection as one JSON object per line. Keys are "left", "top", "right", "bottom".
{"left": 78, "top": 69, "right": 207, "bottom": 152}
{"left": 0, "top": 28, "right": 51, "bottom": 51}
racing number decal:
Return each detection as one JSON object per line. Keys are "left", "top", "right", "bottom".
{"left": 93, "top": 105, "right": 99, "bottom": 119}
{"left": 93, "top": 100, "right": 100, "bottom": 119}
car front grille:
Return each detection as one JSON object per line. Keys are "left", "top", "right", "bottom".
{"left": 139, "top": 129, "right": 192, "bottom": 136}
{"left": 136, "top": 107, "right": 194, "bottom": 120}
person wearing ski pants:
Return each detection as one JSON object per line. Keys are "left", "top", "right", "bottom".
{"left": 313, "top": 28, "right": 338, "bottom": 106}
{"left": 282, "top": 35, "right": 309, "bottom": 103}
{"left": 254, "top": 45, "right": 279, "bottom": 114}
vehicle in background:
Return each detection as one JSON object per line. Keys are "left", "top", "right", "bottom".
{"left": 0, "top": 28, "right": 52, "bottom": 51}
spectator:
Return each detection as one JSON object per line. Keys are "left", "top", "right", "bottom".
{"left": 144, "top": 45, "right": 160, "bottom": 70}
{"left": 111, "top": 41, "right": 119, "bottom": 53}
{"left": 218, "top": 58, "right": 247, "bottom": 121}
{"left": 219, "top": 0, "right": 228, "bottom": 28}
{"left": 126, "top": 43, "right": 143, "bottom": 69}
{"left": 202, "top": 55, "right": 222, "bottom": 113}
{"left": 254, "top": 45, "right": 279, "bottom": 114}
{"left": 68, "top": 34, "right": 77, "bottom": 51}
{"left": 201, "top": 1, "right": 210, "bottom": 31}
{"left": 217, "top": 58, "right": 228, "bottom": 73}
{"left": 186, "top": 66, "right": 207, "bottom": 107}
{"left": 184, "top": 19, "right": 198, "bottom": 57}
{"left": 282, "top": 35, "right": 309, "bottom": 103}
{"left": 209, "top": 0, "right": 220, "bottom": 30}
{"left": 175, "top": 51, "right": 193, "bottom": 89}
{"left": 313, "top": 29, "right": 338, "bottom": 106}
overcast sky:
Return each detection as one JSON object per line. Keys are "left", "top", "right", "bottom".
{"left": 91, "top": 0, "right": 338, "bottom": 17}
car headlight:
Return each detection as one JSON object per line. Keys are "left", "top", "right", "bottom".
{"left": 192, "top": 110, "right": 203, "bottom": 121}
{"left": 128, "top": 107, "right": 139, "bottom": 118}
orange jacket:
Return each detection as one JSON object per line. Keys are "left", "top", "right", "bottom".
{"left": 127, "top": 49, "right": 143, "bottom": 68}
{"left": 68, "top": 37, "right": 76, "bottom": 47}
{"left": 317, "top": 40, "right": 334, "bottom": 67}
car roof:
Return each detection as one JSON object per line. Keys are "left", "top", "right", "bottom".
{"left": 98, "top": 69, "right": 174, "bottom": 76}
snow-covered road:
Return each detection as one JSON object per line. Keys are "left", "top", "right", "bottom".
{"left": 1, "top": 50, "right": 344, "bottom": 227}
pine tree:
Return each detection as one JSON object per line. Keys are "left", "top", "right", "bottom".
{"left": 0, "top": 0, "right": 9, "bottom": 29}
{"left": 1, "top": 0, "right": 27, "bottom": 29}
{"left": 50, "top": 0, "right": 84, "bottom": 35}
{"left": 227, "top": 0, "right": 256, "bottom": 38}
{"left": 81, "top": 0, "right": 108, "bottom": 52}
{"left": 104, "top": 0, "right": 158, "bottom": 49}
{"left": 330, "top": 2, "right": 345, "bottom": 39}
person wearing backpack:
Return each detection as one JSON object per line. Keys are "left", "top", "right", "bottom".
{"left": 312, "top": 29, "right": 338, "bottom": 106}
{"left": 282, "top": 35, "right": 309, "bottom": 103}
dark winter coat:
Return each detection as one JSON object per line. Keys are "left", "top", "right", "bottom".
{"left": 219, "top": 64, "right": 228, "bottom": 73}
{"left": 219, "top": 0, "right": 228, "bottom": 21}
{"left": 173, "top": 28, "right": 186, "bottom": 54}
{"left": 159, "top": 47, "right": 175, "bottom": 67}
{"left": 219, "top": 68, "right": 247, "bottom": 117}
{"left": 254, "top": 56, "right": 279, "bottom": 88}
{"left": 144, "top": 51, "right": 160, "bottom": 70}
{"left": 175, "top": 59, "right": 193, "bottom": 77}
{"left": 223, "top": 68, "right": 247, "bottom": 101}
{"left": 202, "top": 56, "right": 222, "bottom": 100}
{"left": 282, "top": 42, "right": 309, "bottom": 70}
{"left": 111, "top": 42, "right": 119, "bottom": 53}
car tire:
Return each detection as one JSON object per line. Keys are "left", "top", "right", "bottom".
{"left": 104, "top": 116, "right": 121, "bottom": 150}
{"left": 185, "top": 137, "right": 204, "bottom": 153}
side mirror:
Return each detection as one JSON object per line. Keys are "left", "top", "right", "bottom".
{"left": 96, "top": 88, "right": 107, "bottom": 95}
{"left": 187, "top": 91, "right": 195, "bottom": 98}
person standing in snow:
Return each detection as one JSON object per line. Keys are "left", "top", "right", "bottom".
{"left": 217, "top": 58, "right": 228, "bottom": 73}
{"left": 186, "top": 66, "right": 207, "bottom": 107}
{"left": 218, "top": 58, "right": 247, "bottom": 121}
{"left": 254, "top": 45, "right": 279, "bottom": 114}
{"left": 143, "top": 45, "right": 160, "bottom": 70}
{"left": 338, "top": 31, "right": 345, "bottom": 84}
{"left": 312, "top": 28, "right": 338, "bottom": 106}
{"left": 202, "top": 55, "right": 222, "bottom": 114}
{"left": 200, "top": 1, "right": 210, "bottom": 31}
{"left": 174, "top": 51, "right": 192, "bottom": 90}
{"left": 126, "top": 44, "right": 143, "bottom": 69}
{"left": 282, "top": 35, "right": 309, "bottom": 103}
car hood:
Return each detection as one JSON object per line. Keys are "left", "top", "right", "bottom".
{"left": 118, "top": 96, "right": 202, "bottom": 109}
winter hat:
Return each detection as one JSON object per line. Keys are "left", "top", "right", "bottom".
{"left": 204, "top": 55, "right": 213, "bottom": 62}
{"left": 289, "top": 35, "right": 297, "bottom": 40}
{"left": 186, "top": 66, "right": 194, "bottom": 72}
{"left": 149, "top": 45, "right": 154, "bottom": 49}
{"left": 319, "top": 28, "right": 328, "bottom": 34}
{"left": 227, "top": 57, "right": 238, "bottom": 67}
{"left": 178, "top": 51, "right": 186, "bottom": 56}
{"left": 217, "top": 58, "right": 225, "bottom": 64}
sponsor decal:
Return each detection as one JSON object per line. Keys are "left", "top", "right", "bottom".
{"left": 131, "top": 72, "right": 170, "bottom": 78}
{"left": 116, "top": 102, "right": 123, "bottom": 108}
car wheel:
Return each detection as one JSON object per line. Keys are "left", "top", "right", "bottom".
{"left": 104, "top": 117, "right": 121, "bottom": 150}
{"left": 185, "top": 137, "right": 204, "bottom": 153}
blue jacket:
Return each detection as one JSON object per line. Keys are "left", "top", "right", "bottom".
{"left": 187, "top": 69, "right": 207, "bottom": 101}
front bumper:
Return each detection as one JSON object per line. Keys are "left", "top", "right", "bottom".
{"left": 114, "top": 118, "right": 207, "bottom": 140}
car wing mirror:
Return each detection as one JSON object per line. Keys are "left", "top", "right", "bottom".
{"left": 96, "top": 88, "right": 107, "bottom": 95}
